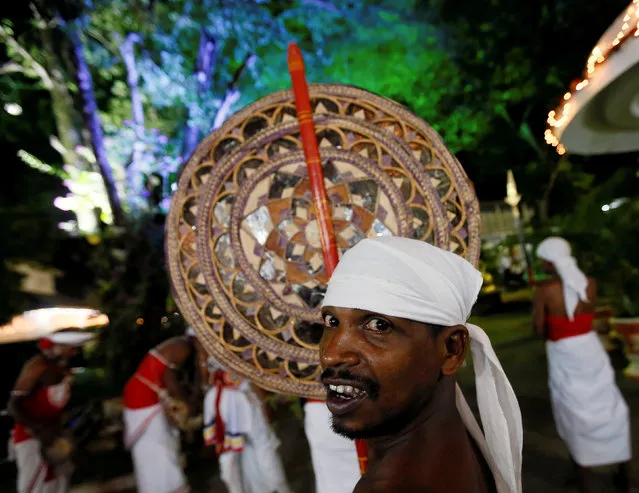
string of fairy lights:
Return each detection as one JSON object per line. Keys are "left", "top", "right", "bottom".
{"left": 545, "top": 0, "right": 639, "bottom": 155}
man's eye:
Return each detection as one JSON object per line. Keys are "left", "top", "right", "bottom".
{"left": 364, "top": 318, "right": 391, "bottom": 332}
{"left": 323, "top": 314, "right": 339, "bottom": 328}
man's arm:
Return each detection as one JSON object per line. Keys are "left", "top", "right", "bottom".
{"left": 588, "top": 278, "right": 598, "bottom": 307}
{"left": 164, "top": 367, "right": 188, "bottom": 401}
{"left": 158, "top": 338, "right": 191, "bottom": 401}
{"left": 8, "top": 357, "right": 57, "bottom": 439}
{"left": 533, "top": 286, "right": 547, "bottom": 338}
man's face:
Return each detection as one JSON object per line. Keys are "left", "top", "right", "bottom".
{"left": 319, "top": 306, "right": 445, "bottom": 439}
{"left": 52, "top": 345, "right": 78, "bottom": 367}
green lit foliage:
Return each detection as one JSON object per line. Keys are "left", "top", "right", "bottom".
{"left": 425, "top": 0, "right": 631, "bottom": 219}
{"left": 323, "top": 12, "right": 490, "bottom": 153}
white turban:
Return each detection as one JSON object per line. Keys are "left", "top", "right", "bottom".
{"left": 48, "top": 330, "right": 94, "bottom": 346}
{"left": 322, "top": 237, "right": 523, "bottom": 493}
{"left": 536, "top": 237, "right": 588, "bottom": 320}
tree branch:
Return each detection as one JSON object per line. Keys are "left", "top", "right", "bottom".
{"left": 86, "top": 28, "right": 121, "bottom": 57}
{"left": 300, "top": 0, "right": 340, "bottom": 13}
{"left": 0, "top": 62, "right": 26, "bottom": 75}
{"left": 210, "top": 52, "right": 255, "bottom": 130}
{"left": 119, "top": 32, "right": 144, "bottom": 128}
{"left": 0, "top": 25, "right": 53, "bottom": 89}
{"left": 182, "top": 27, "right": 217, "bottom": 161}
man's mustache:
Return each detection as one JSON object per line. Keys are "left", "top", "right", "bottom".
{"left": 320, "top": 367, "right": 380, "bottom": 401}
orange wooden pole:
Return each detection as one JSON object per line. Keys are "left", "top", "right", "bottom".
{"left": 287, "top": 43, "right": 339, "bottom": 275}
{"left": 287, "top": 42, "right": 368, "bottom": 476}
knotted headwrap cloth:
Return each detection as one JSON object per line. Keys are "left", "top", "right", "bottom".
{"left": 322, "top": 237, "right": 523, "bottom": 493}
{"left": 536, "top": 237, "right": 589, "bottom": 320}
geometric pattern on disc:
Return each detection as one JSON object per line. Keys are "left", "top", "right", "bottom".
{"left": 167, "top": 84, "right": 480, "bottom": 398}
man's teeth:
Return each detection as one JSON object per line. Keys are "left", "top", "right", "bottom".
{"left": 328, "top": 384, "right": 364, "bottom": 397}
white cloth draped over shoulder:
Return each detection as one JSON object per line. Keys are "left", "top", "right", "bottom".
{"left": 203, "top": 380, "right": 292, "bottom": 493}
{"left": 303, "top": 401, "right": 360, "bottom": 493}
{"left": 536, "top": 237, "right": 589, "bottom": 320}
{"left": 322, "top": 237, "right": 523, "bottom": 493}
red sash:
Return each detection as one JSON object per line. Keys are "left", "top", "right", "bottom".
{"left": 546, "top": 314, "right": 593, "bottom": 342}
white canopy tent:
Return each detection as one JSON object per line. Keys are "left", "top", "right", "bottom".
{"left": 546, "top": 0, "right": 639, "bottom": 155}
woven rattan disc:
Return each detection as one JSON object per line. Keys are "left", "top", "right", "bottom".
{"left": 167, "top": 84, "right": 480, "bottom": 398}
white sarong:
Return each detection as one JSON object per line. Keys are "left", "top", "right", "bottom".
{"left": 14, "top": 437, "right": 72, "bottom": 493}
{"left": 303, "top": 401, "right": 360, "bottom": 493}
{"left": 203, "top": 384, "right": 292, "bottom": 493}
{"left": 123, "top": 404, "right": 189, "bottom": 493}
{"left": 547, "top": 332, "right": 631, "bottom": 467}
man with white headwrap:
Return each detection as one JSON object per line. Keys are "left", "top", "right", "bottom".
{"left": 203, "top": 356, "right": 292, "bottom": 493}
{"left": 320, "top": 236, "right": 522, "bottom": 493}
{"left": 122, "top": 328, "right": 207, "bottom": 493}
{"left": 535, "top": 237, "right": 632, "bottom": 493}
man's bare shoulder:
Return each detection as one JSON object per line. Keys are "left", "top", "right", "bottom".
{"left": 12, "top": 354, "right": 49, "bottom": 393}
{"left": 156, "top": 336, "right": 191, "bottom": 363}
{"left": 22, "top": 354, "right": 48, "bottom": 373}
{"left": 537, "top": 278, "right": 559, "bottom": 289}
{"left": 157, "top": 336, "right": 189, "bottom": 350}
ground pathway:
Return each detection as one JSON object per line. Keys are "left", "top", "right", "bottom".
{"left": 2, "top": 308, "right": 638, "bottom": 492}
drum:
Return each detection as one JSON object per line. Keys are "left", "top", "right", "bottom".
{"left": 42, "top": 435, "right": 74, "bottom": 465}
{"left": 40, "top": 401, "right": 104, "bottom": 464}
{"left": 593, "top": 307, "right": 615, "bottom": 351}
{"left": 161, "top": 396, "right": 203, "bottom": 432}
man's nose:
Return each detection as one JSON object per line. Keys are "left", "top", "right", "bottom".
{"left": 320, "top": 325, "right": 360, "bottom": 369}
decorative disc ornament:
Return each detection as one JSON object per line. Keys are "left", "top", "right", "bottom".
{"left": 167, "top": 84, "right": 480, "bottom": 398}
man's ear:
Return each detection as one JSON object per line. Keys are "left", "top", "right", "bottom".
{"left": 439, "top": 325, "right": 469, "bottom": 376}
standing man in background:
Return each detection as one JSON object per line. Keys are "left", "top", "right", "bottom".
{"left": 122, "top": 328, "right": 207, "bottom": 493}
{"left": 535, "top": 237, "right": 632, "bottom": 493}
{"left": 203, "top": 355, "right": 292, "bottom": 493}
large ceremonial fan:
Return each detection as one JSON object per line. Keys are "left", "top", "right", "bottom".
{"left": 167, "top": 46, "right": 480, "bottom": 399}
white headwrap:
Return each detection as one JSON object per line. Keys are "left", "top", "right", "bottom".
{"left": 48, "top": 330, "right": 94, "bottom": 346}
{"left": 322, "top": 237, "right": 523, "bottom": 493}
{"left": 536, "top": 237, "right": 589, "bottom": 320}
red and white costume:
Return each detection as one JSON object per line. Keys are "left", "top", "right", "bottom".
{"left": 11, "top": 375, "right": 73, "bottom": 493}
{"left": 538, "top": 237, "right": 631, "bottom": 468}
{"left": 122, "top": 350, "right": 188, "bottom": 493}
{"left": 203, "top": 370, "right": 292, "bottom": 493}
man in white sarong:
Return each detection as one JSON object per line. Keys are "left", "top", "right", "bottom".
{"left": 122, "top": 328, "right": 207, "bottom": 493}
{"left": 535, "top": 237, "right": 633, "bottom": 493}
{"left": 203, "top": 357, "right": 292, "bottom": 493}
{"left": 9, "top": 330, "right": 94, "bottom": 493}
{"left": 319, "top": 237, "right": 523, "bottom": 492}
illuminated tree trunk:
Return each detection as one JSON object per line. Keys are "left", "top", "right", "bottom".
{"left": 37, "top": 24, "right": 83, "bottom": 168}
{"left": 119, "top": 32, "right": 146, "bottom": 202}
{"left": 182, "top": 27, "right": 216, "bottom": 162}
{"left": 67, "top": 23, "right": 124, "bottom": 225}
